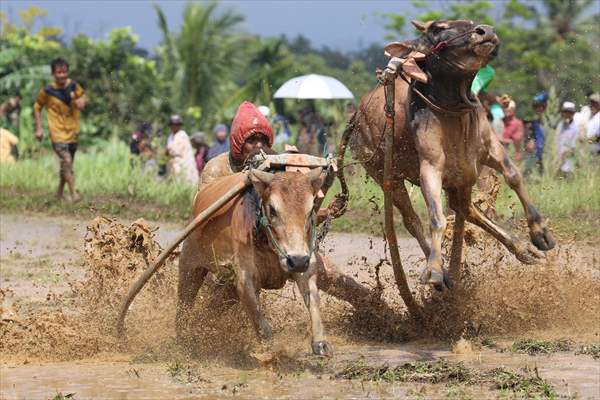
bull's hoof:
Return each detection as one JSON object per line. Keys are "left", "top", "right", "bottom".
{"left": 513, "top": 241, "right": 545, "bottom": 264}
{"left": 419, "top": 267, "right": 444, "bottom": 288}
{"left": 531, "top": 228, "right": 556, "bottom": 251}
{"left": 312, "top": 341, "right": 332, "bottom": 357}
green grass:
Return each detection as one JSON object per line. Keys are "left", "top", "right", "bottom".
{"left": 0, "top": 140, "right": 195, "bottom": 221}
{"left": 1, "top": 141, "right": 599, "bottom": 237}
{"left": 511, "top": 338, "right": 574, "bottom": 355}
{"left": 335, "top": 358, "right": 557, "bottom": 399}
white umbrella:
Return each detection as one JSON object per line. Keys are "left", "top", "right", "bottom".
{"left": 273, "top": 74, "right": 354, "bottom": 99}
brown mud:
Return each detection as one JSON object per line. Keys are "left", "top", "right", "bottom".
{"left": 1, "top": 212, "right": 599, "bottom": 399}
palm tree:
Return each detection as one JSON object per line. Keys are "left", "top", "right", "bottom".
{"left": 224, "top": 38, "right": 292, "bottom": 109}
{"left": 154, "top": 1, "right": 243, "bottom": 127}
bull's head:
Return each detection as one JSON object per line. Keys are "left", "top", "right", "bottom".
{"left": 250, "top": 168, "right": 324, "bottom": 274}
{"left": 386, "top": 19, "right": 500, "bottom": 79}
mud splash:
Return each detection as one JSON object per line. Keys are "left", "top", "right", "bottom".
{"left": 1, "top": 216, "right": 599, "bottom": 364}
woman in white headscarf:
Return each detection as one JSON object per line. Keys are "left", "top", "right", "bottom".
{"left": 166, "top": 114, "right": 199, "bottom": 186}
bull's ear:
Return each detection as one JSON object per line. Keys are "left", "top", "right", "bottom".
{"left": 250, "top": 169, "right": 274, "bottom": 195}
{"left": 412, "top": 20, "right": 433, "bottom": 32}
{"left": 384, "top": 41, "right": 413, "bottom": 58}
{"left": 307, "top": 168, "right": 325, "bottom": 195}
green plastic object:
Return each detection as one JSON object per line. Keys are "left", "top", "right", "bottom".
{"left": 471, "top": 65, "right": 496, "bottom": 94}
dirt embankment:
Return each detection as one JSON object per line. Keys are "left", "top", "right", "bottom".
{"left": 1, "top": 213, "right": 599, "bottom": 399}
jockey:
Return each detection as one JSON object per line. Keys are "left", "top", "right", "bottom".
{"left": 198, "top": 101, "right": 386, "bottom": 312}
{"left": 200, "top": 101, "right": 274, "bottom": 187}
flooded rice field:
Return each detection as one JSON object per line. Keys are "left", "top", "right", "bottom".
{"left": 1, "top": 213, "right": 599, "bottom": 399}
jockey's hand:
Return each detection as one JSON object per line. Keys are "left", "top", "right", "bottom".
{"left": 35, "top": 128, "right": 44, "bottom": 141}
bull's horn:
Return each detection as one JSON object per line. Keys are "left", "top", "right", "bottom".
{"left": 412, "top": 20, "right": 433, "bottom": 32}
{"left": 251, "top": 169, "right": 275, "bottom": 185}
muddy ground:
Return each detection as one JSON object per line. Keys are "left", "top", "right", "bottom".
{"left": 0, "top": 212, "right": 599, "bottom": 400}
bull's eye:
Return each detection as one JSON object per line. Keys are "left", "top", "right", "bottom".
{"left": 269, "top": 205, "right": 278, "bottom": 219}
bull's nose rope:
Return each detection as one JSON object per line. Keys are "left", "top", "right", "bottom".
{"left": 259, "top": 203, "right": 318, "bottom": 262}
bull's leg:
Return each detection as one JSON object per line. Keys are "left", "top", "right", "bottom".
{"left": 483, "top": 137, "right": 555, "bottom": 251}
{"left": 294, "top": 269, "right": 330, "bottom": 356}
{"left": 418, "top": 160, "right": 447, "bottom": 287}
{"left": 235, "top": 268, "right": 273, "bottom": 340}
{"left": 176, "top": 236, "right": 208, "bottom": 339}
{"left": 466, "top": 204, "right": 544, "bottom": 264}
{"left": 392, "top": 182, "right": 431, "bottom": 257}
{"left": 315, "top": 253, "right": 377, "bottom": 308}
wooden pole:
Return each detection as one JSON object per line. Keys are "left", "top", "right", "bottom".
{"left": 116, "top": 173, "right": 251, "bottom": 336}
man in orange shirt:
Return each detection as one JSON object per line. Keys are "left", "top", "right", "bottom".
{"left": 34, "top": 58, "right": 86, "bottom": 202}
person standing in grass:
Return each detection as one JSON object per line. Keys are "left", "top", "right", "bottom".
{"left": 523, "top": 93, "right": 548, "bottom": 178}
{"left": 166, "top": 114, "right": 198, "bottom": 186}
{"left": 585, "top": 93, "right": 600, "bottom": 156}
{"left": 206, "top": 124, "right": 229, "bottom": 160}
{"left": 556, "top": 101, "right": 579, "bottom": 177}
{"left": 34, "top": 58, "right": 86, "bottom": 202}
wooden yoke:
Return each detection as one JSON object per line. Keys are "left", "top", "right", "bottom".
{"left": 381, "top": 74, "right": 421, "bottom": 319}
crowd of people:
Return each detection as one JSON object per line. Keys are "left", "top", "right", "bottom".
{"left": 1, "top": 56, "right": 598, "bottom": 201}
{"left": 479, "top": 90, "right": 600, "bottom": 179}
{"left": 127, "top": 102, "right": 346, "bottom": 186}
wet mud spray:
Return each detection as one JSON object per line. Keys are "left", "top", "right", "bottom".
{"left": 2, "top": 216, "right": 598, "bottom": 364}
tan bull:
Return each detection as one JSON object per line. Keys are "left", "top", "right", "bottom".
{"left": 350, "top": 20, "right": 555, "bottom": 289}
{"left": 176, "top": 168, "right": 331, "bottom": 356}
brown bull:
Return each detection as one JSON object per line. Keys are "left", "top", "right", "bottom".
{"left": 350, "top": 20, "right": 555, "bottom": 289}
{"left": 176, "top": 168, "right": 331, "bottom": 356}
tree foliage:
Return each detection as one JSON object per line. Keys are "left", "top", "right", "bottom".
{"left": 1, "top": 1, "right": 598, "bottom": 146}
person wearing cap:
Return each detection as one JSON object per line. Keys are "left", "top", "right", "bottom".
{"left": 166, "top": 114, "right": 198, "bottom": 186}
{"left": 500, "top": 97, "right": 524, "bottom": 161}
{"left": 190, "top": 132, "right": 209, "bottom": 175}
{"left": 556, "top": 101, "right": 579, "bottom": 176}
{"left": 206, "top": 124, "right": 229, "bottom": 161}
{"left": 198, "top": 101, "right": 382, "bottom": 312}
{"left": 523, "top": 92, "right": 548, "bottom": 178}
{"left": 585, "top": 93, "right": 600, "bottom": 155}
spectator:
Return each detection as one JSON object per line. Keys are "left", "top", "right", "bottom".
{"left": 34, "top": 57, "right": 86, "bottom": 202}
{"left": 206, "top": 124, "right": 229, "bottom": 160}
{"left": 190, "top": 132, "right": 209, "bottom": 176}
{"left": 166, "top": 114, "right": 198, "bottom": 186}
{"left": 499, "top": 95, "right": 524, "bottom": 161}
{"left": 130, "top": 122, "right": 152, "bottom": 156}
{"left": 0, "top": 128, "right": 19, "bottom": 164}
{"left": 273, "top": 114, "right": 291, "bottom": 147}
{"left": 574, "top": 90, "right": 594, "bottom": 135}
{"left": 586, "top": 93, "right": 600, "bottom": 155}
{"left": 556, "top": 101, "right": 579, "bottom": 177}
{"left": 479, "top": 91, "right": 504, "bottom": 138}
{"left": 523, "top": 92, "right": 548, "bottom": 178}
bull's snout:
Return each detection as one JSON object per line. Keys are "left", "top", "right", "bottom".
{"left": 474, "top": 24, "right": 498, "bottom": 43}
{"left": 286, "top": 254, "right": 310, "bottom": 273}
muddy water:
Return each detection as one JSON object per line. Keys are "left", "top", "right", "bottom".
{"left": 1, "top": 213, "right": 599, "bottom": 399}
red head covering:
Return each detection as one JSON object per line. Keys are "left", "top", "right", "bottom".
{"left": 230, "top": 101, "right": 273, "bottom": 161}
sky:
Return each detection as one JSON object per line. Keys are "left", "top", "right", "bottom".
{"left": 2, "top": 0, "right": 424, "bottom": 52}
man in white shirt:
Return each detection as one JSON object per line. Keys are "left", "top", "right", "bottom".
{"left": 556, "top": 102, "right": 579, "bottom": 176}
{"left": 585, "top": 93, "right": 600, "bottom": 155}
